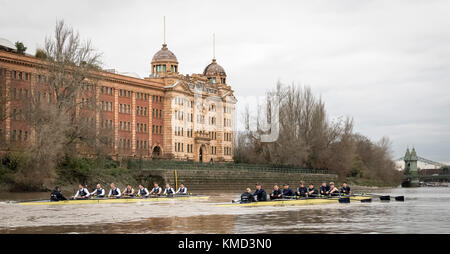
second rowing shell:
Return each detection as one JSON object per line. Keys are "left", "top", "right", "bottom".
{"left": 17, "top": 195, "right": 209, "bottom": 206}
{"left": 216, "top": 196, "right": 372, "bottom": 207}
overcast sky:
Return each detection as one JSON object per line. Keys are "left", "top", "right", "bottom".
{"left": 1, "top": 0, "right": 450, "bottom": 162}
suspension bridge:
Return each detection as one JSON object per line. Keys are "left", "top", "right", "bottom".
{"left": 397, "top": 148, "right": 450, "bottom": 187}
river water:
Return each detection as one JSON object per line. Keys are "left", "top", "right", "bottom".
{"left": 0, "top": 187, "right": 449, "bottom": 234}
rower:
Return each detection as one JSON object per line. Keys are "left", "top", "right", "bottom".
{"left": 253, "top": 183, "right": 267, "bottom": 201}
{"left": 122, "top": 184, "right": 135, "bottom": 197}
{"left": 296, "top": 181, "right": 308, "bottom": 197}
{"left": 329, "top": 182, "right": 339, "bottom": 196}
{"left": 50, "top": 186, "right": 67, "bottom": 201}
{"left": 320, "top": 181, "right": 330, "bottom": 196}
{"left": 307, "top": 184, "right": 318, "bottom": 197}
{"left": 281, "top": 183, "right": 295, "bottom": 199}
{"left": 270, "top": 185, "right": 282, "bottom": 200}
{"left": 108, "top": 183, "right": 121, "bottom": 198}
{"left": 240, "top": 188, "right": 254, "bottom": 203}
{"left": 340, "top": 182, "right": 352, "bottom": 195}
{"left": 176, "top": 183, "right": 187, "bottom": 195}
{"left": 137, "top": 184, "right": 149, "bottom": 198}
{"left": 149, "top": 183, "right": 162, "bottom": 196}
{"left": 90, "top": 184, "right": 105, "bottom": 198}
{"left": 163, "top": 183, "right": 175, "bottom": 196}
{"left": 74, "top": 184, "right": 90, "bottom": 199}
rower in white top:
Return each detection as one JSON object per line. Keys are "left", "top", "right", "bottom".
{"left": 149, "top": 183, "right": 162, "bottom": 196}
{"left": 90, "top": 184, "right": 105, "bottom": 198}
{"left": 74, "top": 184, "right": 90, "bottom": 199}
{"left": 136, "top": 184, "right": 149, "bottom": 198}
{"left": 163, "top": 183, "right": 175, "bottom": 195}
{"left": 122, "top": 184, "right": 135, "bottom": 197}
{"left": 108, "top": 183, "right": 121, "bottom": 198}
{"left": 176, "top": 183, "right": 188, "bottom": 195}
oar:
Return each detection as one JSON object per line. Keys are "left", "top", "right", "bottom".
{"left": 395, "top": 196, "right": 405, "bottom": 201}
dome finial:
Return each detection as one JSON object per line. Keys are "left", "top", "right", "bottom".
{"left": 213, "top": 33, "right": 215, "bottom": 60}
{"left": 163, "top": 16, "right": 166, "bottom": 45}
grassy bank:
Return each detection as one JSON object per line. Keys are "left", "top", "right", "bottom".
{"left": 0, "top": 155, "right": 166, "bottom": 193}
{"left": 0, "top": 153, "right": 400, "bottom": 193}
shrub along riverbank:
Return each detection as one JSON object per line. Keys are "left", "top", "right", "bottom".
{"left": 0, "top": 153, "right": 164, "bottom": 192}
{"left": 0, "top": 151, "right": 399, "bottom": 193}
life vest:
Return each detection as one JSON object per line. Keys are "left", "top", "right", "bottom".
{"left": 95, "top": 188, "right": 104, "bottom": 196}
{"left": 79, "top": 188, "right": 87, "bottom": 196}
{"left": 152, "top": 187, "right": 161, "bottom": 193}
{"left": 165, "top": 188, "right": 174, "bottom": 194}
{"left": 111, "top": 188, "right": 119, "bottom": 196}
{"left": 125, "top": 188, "right": 133, "bottom": 194}
{"left": 179, "top": 187, "right": 185, "bottom": 193}
{"left": 139, "top": 188, "right": 147, "bottom": 196}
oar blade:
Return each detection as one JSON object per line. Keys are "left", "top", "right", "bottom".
{"left": 380, "top": 195, "right": 391, "bottom": 201}
{"left": 338, "top": 197, "right": 350, "bottom": 203}
{"left": 395, "top": 196, "right": 405, "bottom": 202}
{"left": 360, "top": 198, "right": 372, "bottom": 203}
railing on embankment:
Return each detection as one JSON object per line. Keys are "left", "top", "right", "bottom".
{"left": 127, "top": 160, "right": 337, "bottom": 191}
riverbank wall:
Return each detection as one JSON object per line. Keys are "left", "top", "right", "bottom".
{"left": 139, "top": 168, "right": 337, "bottom": 191}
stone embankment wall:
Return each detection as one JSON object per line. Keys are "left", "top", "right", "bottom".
{"left": 144, "top": 169, "right": 337, "bottom": 191}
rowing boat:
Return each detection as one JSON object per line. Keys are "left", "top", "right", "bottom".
{"left": 216, "top": 195, "right": 372, "bottom": 207}
{"left": 18, "top": 195, "right": 209, "bottom": 206}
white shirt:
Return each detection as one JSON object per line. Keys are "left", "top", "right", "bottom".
{"left": 163, "top": 187, "right": 175, "bottom": 195}
{"left": 108, "top": 187, "right": 121, "bottom": 197}
{"left": 150, "top": 187, "right": 161, "bottom": 194}
{"left": 137, "top": 187, "right": 149, "bottom": 197}
{"left": 176, "top": 187, "right": 187, "bottom": 194}
{"left": 74, "top": 188, "right": 90, "bottom": 198}
{"left": 90, "top": 188, "right": 105, "bottom": 196}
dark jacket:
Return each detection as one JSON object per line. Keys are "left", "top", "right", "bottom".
{"left": 253, "top": 189, "right": 267, "bottom": 201}
{"left": 240, "top": 192, "right": 254, "bottom": 203}
{"left": 297, "top": 187, "right": 308, "bottom": 197}
{"left": 50, "top": 189, "right": 67, "bottom": 201}
{"left": 282, "top": 188, "right": 295, "bottom": 198}
{"left": 340, "top": 186, "right": 351, "bottom": 195}
{"left": 270, "top": 189, "right": 283, "bottom": 200}
{"left": 307, "top": 187, "right": 318, "bottom": 196}
{"left": 320, "top": 185, "right": 331, "bottom": 195}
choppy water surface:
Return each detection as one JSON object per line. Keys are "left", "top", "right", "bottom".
{"left": 0, "top": 187, "right": 449, "bottom": 233}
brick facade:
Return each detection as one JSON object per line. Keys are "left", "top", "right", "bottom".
{"left": 0, "top": 42, "right": 236, "bottom": 162}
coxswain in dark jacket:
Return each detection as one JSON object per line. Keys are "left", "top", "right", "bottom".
{"left": 320, "top": 182, "right": 331, "bottom": 196}
{"left": 253, "top": 184, "right": 267, "bottom": 201}
{"left": 270, "top": 185, "right": 283, "bottom": 200}
{"left": 307, "top": 185, "right": 319, "bottom": 197}
{"left": 340, "top": 182, "right": 352, "bottom": 195}
{"left": 240, "top": 188, "right": 254, "bottom": 203}
{"left": 281, "top": 184, "right": 295, "bottom": 198}
{"left": 50, "top": 187, "right": 67, "bottom": 201}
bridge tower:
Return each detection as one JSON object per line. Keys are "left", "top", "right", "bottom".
{"left": 402, "top": 147, "right": 419, "bottom": 187}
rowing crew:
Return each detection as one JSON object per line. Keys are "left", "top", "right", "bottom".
{"left": 50, "top": 182, "right": 188, "bottom": 201}
{"left": 240, "top": 181, "right": 352, "bottom": 203}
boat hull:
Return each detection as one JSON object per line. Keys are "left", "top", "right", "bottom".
{"left": 216, "top": 196, "right": 372, "bottom": 207}
{"left": 18, "top": 196, "right": 209, "bottom": 206}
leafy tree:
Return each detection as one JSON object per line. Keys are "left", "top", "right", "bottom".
{"left": 15, "top": 41, "right": 27, "bottom": 54}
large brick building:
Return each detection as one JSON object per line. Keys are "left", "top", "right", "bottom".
{"left": 0, "top": 37, "right": 236, "bottom": 162}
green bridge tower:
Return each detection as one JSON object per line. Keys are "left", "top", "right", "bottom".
{"left": 402, "top": 147, "right": 420, "bottom": 187}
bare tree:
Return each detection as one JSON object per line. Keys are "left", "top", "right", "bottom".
{"left": 13, "top": 20, "right": 104, "bottom": 189}
{"left": 234, "top": 82, "right": 400, "bottom": 185}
